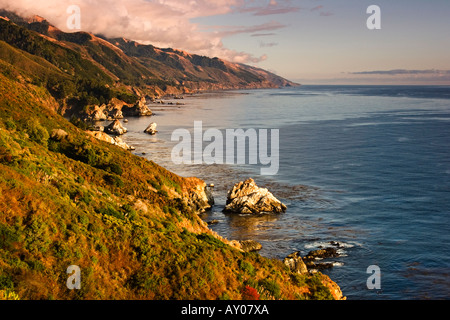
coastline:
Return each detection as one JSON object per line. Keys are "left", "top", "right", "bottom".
{"left": 111, "top": 91, "right": 346, "bottom": 297}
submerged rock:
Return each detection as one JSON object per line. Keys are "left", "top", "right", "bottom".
{"left": 224, "top": 178, "right": 287, "bottom": 214}
{"left": 144, "top": 122, "right": 158, "bottom": 135}
{"left": 105, "top": 120, "right": 127, "bottom": 135}
{"left": 303, "top": 247, "right": 340, "bottom": 271}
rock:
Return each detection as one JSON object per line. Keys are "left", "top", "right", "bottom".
{"left": 184, "top": 178, "right": 215, "bottom": 213}
{"left": 318, "top": 274, "right": 346, "bottom": 300}
{"left": 90, "top": 105, "right": 107, "bottom": 121}
{"left": 224, "top": 178, "right": 287, "bottom": 214}
{"left": 283, "top": 251, "right": 308, "bottom": 275}
{"left": 111, "top": 108, "right": 123, "bottom": 119}
{"left": 144, "top": 122, "right": 158, "bottom": 135}
{"left": 305, "top": 247, "right": 338, "bottom": 260}
{"left": 50, "top": 129, "right": 68, "bottom": 141}
{"left": 90, "top": 125, "right": 104, "bottom": 132}
{"left": 303, "top": 247, "right": 340, "bottom": 271}
{"left": 113, "top": 136, "right": 133, "bottom": 150}
{"left": 122, "top": 96, "right": 152, "bottom": 116}
{"left": 238, "top": 240, "right": 262, "bottom": 252}
{"left": 207, "top": 220, "right": 219, "bottom": 225}
{"left": 86, "top": 131, "right": 133, "bottom": 151}
{"left": 105, "top": 120, "right": 127, "bottom": 135}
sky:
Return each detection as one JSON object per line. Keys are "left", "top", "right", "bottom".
{"left": 1, "top": 0, "right": 449, "bottom": 84}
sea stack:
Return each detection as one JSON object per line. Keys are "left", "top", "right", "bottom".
{"left": 105, "top": 119, "right": 127, "bottom": 135}
{"left": 224, "top": 178, "right": 287, "bottom": 214}
{"left": 144, "top": 122, "right": 158, "bottom": 135}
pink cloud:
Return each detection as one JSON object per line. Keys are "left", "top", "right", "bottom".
{"left": 233, "top": 0, "right": 300, "bottom": 16}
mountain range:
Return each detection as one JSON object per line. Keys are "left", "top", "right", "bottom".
{"left": 0, "top": 9, "right": 297, "bottom": 117}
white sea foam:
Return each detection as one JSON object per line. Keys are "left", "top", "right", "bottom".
{"left": 304, "top": 240, "right": 358, "bottom": 250}
{"left": 332, "top": 262, "right": 344, "bottom": 267}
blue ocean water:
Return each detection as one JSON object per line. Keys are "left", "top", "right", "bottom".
{"left": 121, "top": 85, "right": 450, "bottom": 300}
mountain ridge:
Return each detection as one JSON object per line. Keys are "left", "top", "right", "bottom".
{"left": 0, "top": 9, "right": 298, "bottom": 98}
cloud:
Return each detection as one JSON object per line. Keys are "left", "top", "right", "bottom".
{"left": 259, "top": 41, "right": 278, "bottom": 48}
{"left": 233, "top": 0, "right": 300, "bottom": 16}
{"left": 0, "top": 0, "right": 270, "bottom": 63}
{"left": 251, "top": 33, "right": 278, "bottom": 37}
{"left": 202, "top": 21, "right": 286, "bottom": 38}
{"left": 350, "top": 69, "right": 450, "bottom": 75}
{"left": 309, "top": 4, "right": 333, "bottom": 16}
{"left": 319, "top": 11, "right": 334, "bottom": 17}
{"left": 310, "top": 5, "right": 323, "bottom": 12}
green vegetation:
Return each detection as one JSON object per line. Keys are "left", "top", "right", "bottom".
{"left": 0, "top": 14, "right": 336, "bottom": 301}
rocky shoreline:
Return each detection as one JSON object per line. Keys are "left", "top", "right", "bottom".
{"left": 77, "top": 94, "right": 346, "bottom": 299}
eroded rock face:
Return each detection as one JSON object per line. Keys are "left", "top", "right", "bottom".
{"left": 185, "top": 181, "right": 214, "bottom": 213}
{"left": 105, "top": 119, "right": 127, "bottom": 135}
{"left": 122, "top": 96, "right": 152, "bottom": 116}
{"left": 224, "top": 178, "right": 287, "bottom": 214}
{"left": 283, "top": 251, "right": 308, "bottom": 275}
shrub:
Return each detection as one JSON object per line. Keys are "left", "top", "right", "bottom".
{"left": 25, "top": 119, "right": 49, "bottom": 146}
{"left": 0, "top": 223, "right": 19, "bottom": 249}
{"left": 239, "top": 260, "right": 256, "bottom": 277}
{"left": 122, "top": 204, "right": 137, "bottom": 220}
{"left": 97, "top": 205, "right": 123, "bottom": 220}
{"left": 0, "top": 290, "right": 20, "bottom": 300}
{"left": 0, "top": 146, "right": 14, "bottom": 164}
{"left": 4, "top": 118, "right": 16, "bottom": 130}
{"left": 241, "top": 285, "right": 259, "bottom": 300}
{"left": 258, "top": 279, "right": 281, "bottom": 300}
{"left": 104, "top": 174, "right": 124, "bottom": 188}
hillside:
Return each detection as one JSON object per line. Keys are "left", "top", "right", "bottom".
{"left": 0, "top": 10, "right": 298, "bottom": 110}
{"left": 0, "top": 11, "right": 342, "bottom": 301}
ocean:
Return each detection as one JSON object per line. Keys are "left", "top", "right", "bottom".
{"left": 118, "top": 85, "right": 450, "bottom": 300}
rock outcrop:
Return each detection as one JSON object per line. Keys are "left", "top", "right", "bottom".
{"left": 283, "top": 251, "right": 308, "bottom": 275}
{"left": 303, "top": 247, "right": 339, "bottom": 271}
{"left": 111, "top": 108, "right": 123, "bottom": 119}
{"left": 284, "top": 247, "right": 341, "bottom": 274}
{"left": 224, "top": 178, "right": 287, "bottom": 214}
{"left": 184, "top": 179, "right": 214, "bottom": 213}
{"left": 105, "top": 120, "right": 127, "bottom": 135}
{"left": 238, "top": 240, "right": 262, "bottom": 252}
{"left": 283, "top": 249, "right": 346, "bottom": 300}
{"left": 88, "top": 105, "right": 107, "bottom": 121}
{"left": 144, "top": 122, "right": 158, "bottom": 135}
{"left": 50, "top": 129, "right": 68, "bottom": 141}
{"left": 122, "top": 96, "right": 152, "bottom": 116}
{"left": 86, "top": 131, "right": 134, "bottom": 150}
